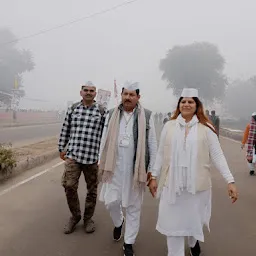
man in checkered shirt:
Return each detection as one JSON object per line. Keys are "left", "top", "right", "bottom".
{"left": 247, "top": 112, "right": 256, "bottom": 169}
{"left": 58, "top": 81, "right": 107, "bottom": 235}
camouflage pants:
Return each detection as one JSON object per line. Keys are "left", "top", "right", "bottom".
{"left": 61, "top": 159, "right": 98, "bottom": 221}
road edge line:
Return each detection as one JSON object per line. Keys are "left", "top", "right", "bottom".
{"left": 0, "top": 161, "right": 64, "bottom": 197}
{"left": 0, "top": 150, "right": 59, "bottom": 182}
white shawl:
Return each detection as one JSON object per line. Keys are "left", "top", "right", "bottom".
{"left": 167, "top": 114, "right": 199, "bottom": 204}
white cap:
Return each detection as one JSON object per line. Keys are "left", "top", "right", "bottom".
{"left": 123, "top": 81, "right": 140, "bottom": 91}
{"left": 84, "top": 81, "right": 94, "bottom": 87}
{"left": 181, "top": 88, "right": 199, "bottom": 98}
{"left": 252, "top": 112, "right": 256, "bottom": 116}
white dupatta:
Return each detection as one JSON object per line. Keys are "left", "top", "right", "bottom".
{"left": 167, "top": 114, "right": 199, "bottom": 204}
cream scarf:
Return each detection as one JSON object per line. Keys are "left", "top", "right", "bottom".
{"left": 99, "top": 104, "right": 147, "bottom": 187}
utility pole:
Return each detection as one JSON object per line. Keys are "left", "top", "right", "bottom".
{"left": 11, "top": 76, "right": 20, "bottom": 121}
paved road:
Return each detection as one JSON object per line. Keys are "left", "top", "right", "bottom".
{"left": 0, "top": 137, "right": 255, "bottom": 256}
{"left": 0, "top": 123, "right": 62, "bottom": 147}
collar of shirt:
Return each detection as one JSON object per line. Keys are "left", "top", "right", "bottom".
{"left": 79, "top": 100, "right": 97, "bottom": 109}
{"left": 123, "top": 109, "right": 135, "bottom": 121}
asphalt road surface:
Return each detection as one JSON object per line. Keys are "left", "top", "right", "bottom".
{"left": 0, "top": 123, "right": 62, "bottom": 147}
{"left": 0, "top": 136, "right": 255, "bottom": 255}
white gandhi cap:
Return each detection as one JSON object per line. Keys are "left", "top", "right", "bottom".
{"left": 84, "top": 81, "right": 94, "bottom": 86}
{"left": 123, "top": 81, "right": 140, "bottom": 91}
{"left": 181, "top": 88, "right": 199, "bottom": 98}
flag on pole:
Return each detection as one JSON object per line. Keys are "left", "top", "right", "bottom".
{"left": 114, "top": 79, "right": 119, "bottom": 105}
{"left": 114, "top": 79, "right": 118, "bottom": 98}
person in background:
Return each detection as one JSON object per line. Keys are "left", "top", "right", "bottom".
{"left": 247, "top": 112, "right": 256, "bottom": 175}
{"left": 241, "top": 116, "right": 255, "bottom": 175}
{"left": 210, "top": 110, "right": 220, "bottom": 137}
{"left": 154, "top": 112, "right": 159, "bottom": 124}
{"left": 241, "top": 123, "right": 250, "bottom": 150}
{"left": 148, "top": 88, "right": 238, "bottom": 256}
{"left": 159, "top": 112, "right": 163, "bottom": 125}
{"left": 163, "top": 112, "right": 173, "bottom": 125}
{"left": 205, "top": 109, "right": 211, "bottom": 119}
{"left": 99, "top": 81, "right": 157, "bottom": 256}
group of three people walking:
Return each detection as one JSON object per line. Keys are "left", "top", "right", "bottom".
{"left": 58, "top": 81, "right": 238, "bottom": 256}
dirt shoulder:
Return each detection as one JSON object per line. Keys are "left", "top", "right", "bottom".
{"left": 14, "top": 137, "right": 58, "bottom": 162}
{"left": 0, "top": 137, "right": 59, "bottom": 182}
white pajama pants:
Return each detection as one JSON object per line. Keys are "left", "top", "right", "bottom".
{"left": 106, "top": 200, "right": 142, "bottom": 244}
{"left": 167, "top": 236, "right": 197, "bottom": 256}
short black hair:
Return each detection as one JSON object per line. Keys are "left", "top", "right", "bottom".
{"left": 81, "top": 85, "right": 96, "bottom": 90}
{"left": 121, "top": 87, "right": 140, "bottom": 96}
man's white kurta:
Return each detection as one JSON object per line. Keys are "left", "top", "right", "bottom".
{"left": 99, "top": 111, "right": 157, "bottom": 208}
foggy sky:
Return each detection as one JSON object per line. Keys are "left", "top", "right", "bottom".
{"left": 1, "top": 0, "right": 256, "bottom": 111}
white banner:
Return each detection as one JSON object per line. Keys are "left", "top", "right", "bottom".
{"left": 96, "top": 89, "right": 111, "bottom": 109}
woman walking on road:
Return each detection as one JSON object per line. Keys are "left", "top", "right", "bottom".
{"left": 148, "top": 88, "right": 238, "bottom": 256}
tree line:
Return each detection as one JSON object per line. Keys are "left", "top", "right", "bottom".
{"left": 159, "top": 42, "right": 255, "bottom": 120}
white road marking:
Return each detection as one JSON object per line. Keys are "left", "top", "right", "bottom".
{"left": 0, "top": 161, "right": 64, "bottom": 197}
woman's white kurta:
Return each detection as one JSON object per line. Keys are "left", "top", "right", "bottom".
{"left": 152, "top": 120, "right": 234, "bottom": 242}
{"left": 99, "top": 112, "right": 157, "bottom": 208}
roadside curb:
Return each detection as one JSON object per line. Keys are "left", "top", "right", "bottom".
{"left": 220, "top": 128, "right": 242, "bottom": 142}
{"left": 0, "top": 149, "right": 59, "bottom": 182}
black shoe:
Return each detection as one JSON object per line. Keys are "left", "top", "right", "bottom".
{"left": 113, "top": 218, "right": 125, "bottom": 241}
{"left": 123, "top": 243, "right": 134, "bottom": 256}
{"left": 190, "top": 241, "right": 201, "bottom": 256}
{"left": 250, "top": 170, "right": 255, "bottom": 176}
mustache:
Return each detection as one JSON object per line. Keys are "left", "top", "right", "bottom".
{"left": 125, "top": 100, "right": 132, "bottom": 103}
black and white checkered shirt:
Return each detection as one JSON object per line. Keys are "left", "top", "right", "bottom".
{"left": 58, "top": 101, "right": 106, "bottom": 164}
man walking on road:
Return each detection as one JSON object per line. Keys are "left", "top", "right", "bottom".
{"left": 158, "top": 112, "right": 163, "bottom": 125}
{"left": 163, "top": 112, "right": 172, "bottom": 125}
{"left": 205, "top": 109, "right": 211, "bottom": 119}
{"left": 210, "top": 110, "right": 220, "bottom": 137}
{"left": 241, "top": 114, "right": 256, "bottom": 175}
{"left": 247, "top": 112, "right": 256, "bottom": 171}
{"left": 99, "top": 81, "right": 157, "bottom": 256}
{"left": 58, "top": 81, "right": 107, "bottom": 235}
